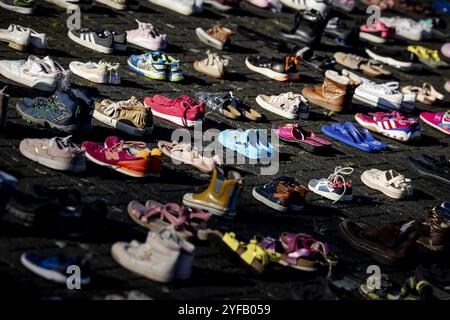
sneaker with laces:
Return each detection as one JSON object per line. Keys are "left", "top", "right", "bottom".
{"left": 359, "top": 21, "right": 395, "bottom": 44}
{"left": 6, "top": 25, "right": 46, "bottom": 49}
{"left": 0, "top": 56, "right": 63, "bottom": 92}
{"left": 195, "top": 25, "right": 233, "bottom": 50}
{"left": 69, "top": 60, "right": 121, "bottom": 84}
{"left": 256, "top": 92, "right": 309, "bottom": 119}
{"left": 128, "top": 51, "right": 167, "bottom": 80}
{"left": 245, "top": 55, "right": 300, "bottom": 81}
{"left": 95, "top": 0, "right": 127, "bottom": 9}
{"left": 420, "top": 111, "right": 450, "bottom": 136}
{"left": 144, "top": 95, "right": 204, "bottom": 128}
{"left": 0, "top": 0, "right": 34, "bottom": 14}
{"left": 68, "top": 29, "right": 114, "bottom": 54}
{"left": 93, "top": 96, "right": 153, "bottom": 136}
{"left": 193, "top": 51, "right": 228, "bottom": 79}
{"left": 19, "top": 136, "right": 86, "bottom": 172}
{"left": 354, "top": 81, "right": 404, "bottom": 111}
{"left": 308, "top": 166, "right": 354, "bottom": 202}
{"left": 126, "top": 19, "right": 167, "bottom": 51}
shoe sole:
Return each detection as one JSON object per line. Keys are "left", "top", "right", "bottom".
{"left": 95, "top": 0, "right": 127, "bottom": 10}
{"left": 204, "top": 0, "right": 233, "bottom": 11}
{"left": 251, "top": 188, "right": 288, "bottom": 212}
{"left": 359, "top": 32, "right": 387, "bottom": 44}
{"left": 0, "top": 2, "right": 33, "bottom": 14}
{"left": 84, "top": 151, "right": 147, "bottom": 178}
{"left": 127, "top": 59, "right": 166, "bottom": 80}
{"left": 0, "top": 38, "right": 29, "bottom": 52}
{"left": 245, "top": 58, "right": 299, "bottom": 81}
{"left": 360, "top": 172, "right": 405, "bottom": 199}
{"left": 93, "top": 108, "right": 153, "bottom": 136}
{"left": 127, "top": 38, "right": 165, "bottom": 51}
{"left": 20, "top": 144, "right": 86, "bottom": 172}
{"left": 354, "top": 117, "right": 420, "bottom": 142}
{"left": 195, "top": 28, "right": 224, "bottom": 50}
{"left": 68, "top": 30, "right": 114, "bottom": 54}
{"left": 255, "top": 95, "right": 298, "bottom": 119}
{"left": 0, "top": 64, "right": 55, "bottom": 92}
{"left": 420, "top": 114, "right": 450, "bottom": 136}
{"left": 308, "top": 184, "right": 352, "bottom": 202}
{"left": 365, "top": 49, "right": 415, "bottom": 70}
{"left": 143, "top": 100, "right": 202, "bottom": 128}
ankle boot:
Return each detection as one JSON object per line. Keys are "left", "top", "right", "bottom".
{"left": 182, "top": 164, "right": 242, "bottom": 217}
{"left": 417, "top": 210, "right": 450, "bottom": 251}
{"left": 0, "top": 87, "right": 9, "bottom": 135}
{"left": 302, "top": 70, "right": 349, "bottom": 112}
{"left": 341, "top": 69, "right": 362, "bottom": 111}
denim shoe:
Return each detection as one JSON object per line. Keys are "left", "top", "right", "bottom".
{"left": 127, "top": 52, "right": 166, "bottom": 80}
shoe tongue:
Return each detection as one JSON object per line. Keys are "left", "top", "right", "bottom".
{"left": 104, "top": 136, "right": 121, "bottom": 148}
{"left": 43, "top": 56, "right": 56, "bottom": 72}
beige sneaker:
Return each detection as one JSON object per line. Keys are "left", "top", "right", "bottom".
{"left": 93, "top": 96, "right": 153, "bottom": 136}
{"left": 69, "top": 60, "right": 121, "bottom": 84}
{"left": 19, "top": 136, "right": 86, "bottom": 172}
{"left": 361, "top": 169, "right": 413, "bottom": 199}
{"left": 193, "top": 51, "right": 229, "bottom": 79}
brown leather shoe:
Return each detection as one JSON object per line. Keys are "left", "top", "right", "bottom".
{"left": 208, "top": 25, "right": 233, "bottom": 44}
{"left": 302, "top": 70, "right": 349, "bottom": 112}
{"left": 339, "top": 219, "right": 423, "bottom": 265}
{"left": 417, "top": 209, "right": 450, "bottom": 251}
{"left": 275, "top": 179, "right": 308, "bottom": 211}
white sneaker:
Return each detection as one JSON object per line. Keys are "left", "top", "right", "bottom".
{"left": 354, "top": 81, "right": 404, "bottom": 111}
{"left": 381, "top": 17, "right": 431, "bottom": 41}
{"left": 45, "top": 0, "right": 80, "bottom": 9}
{"left": 0, "top": 24, "right": 31, "bottom": 51}
{"left": 95, "top": 0, "right": 127, "bottom": 10}
{"left": 361, "top": 169, "right": 413, "bottom": 199}
{"left": 147, "top": 0, "right": 203, "bottom": 15}
{"left": 0, "top": 56, "right": 63, "bottom": 92}
{"left": 1, "top": 24, "right": 47, "bottom": 49}
{"left": 280, "top": 0, "right": 329, "bottom": 15}
{"left": 255, "top": 92, "right": 308, "bottom": 119}
{"left": 0, "top": 0, "right": 34, "bottom": 14}
{"left": 69, "top": 60, "right": 121, "bottom": 84}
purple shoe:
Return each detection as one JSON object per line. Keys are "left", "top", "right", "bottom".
{"left": 126, "top": 20, "right": 167, "bottom": 51}
{"left": 441, "top": 42, "right": 450, "bottom": 60}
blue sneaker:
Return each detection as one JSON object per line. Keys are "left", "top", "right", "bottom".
{"left": 21, "top": 252, "right": 91, "bottom": 284}
{"left": 127, "top": 51, "right": 167, "bottom": 80}
{"left": 0, "top": 171, "right": 17, "bottom": 214}
{"left": 308, "top": 166, "right": 354, "bottom": 202}
{"left": 252, "top": 176, "right": 308, "bottom": 212}
{"left": 164, "top": 53, "right": 183, "bottom": 82}
{"left": 218, "top": 129, "right": 273, "bottom": 160}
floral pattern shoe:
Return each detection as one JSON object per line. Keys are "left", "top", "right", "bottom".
{"left": 420, "top": 111, "right": 450, "bottom": 136}
{"left": 308, "top": 166, "right": 354, "bottom": 202}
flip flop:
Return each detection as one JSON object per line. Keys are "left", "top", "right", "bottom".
{"left": 273, "top": 124, "right": 331, "bottom": 153}
{"left": 321, "top": 122, "right": 387, "bottom": 152}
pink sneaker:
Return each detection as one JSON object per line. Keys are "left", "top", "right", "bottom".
{"left": 441, "top": 42, "right": 450, "bottom": 60}
{"left": 420, "top": 111, "right": 450, "bottom": 136}
{"left": 245, "top": 0, "right": 280, "bottom": 9}
{"left": 359, "top": 21, "right": 395, "bottom": 44}
{"left": 144, "top": 95, "right": 204, "bottom": 128}
{"left": 126, "top": 19, "right": 167, "bottom": 51}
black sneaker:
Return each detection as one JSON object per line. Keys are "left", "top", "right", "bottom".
{"left": 324, "top": 17, "right": 356, "bottom": 42}
{"left": 294, "top": 47, "right": 336, "bottom": 72}
{"left": 408, "top": 154, "right": 450, "bottom": 186}
{"left": 280, "top": 9, "right": 326, "bottom": 46}
{"left": 0, "top": 0, "right": 34, "bottom": 14}
{"left": 68, "top": 28, "right": 114, "bottom": 54}
{"left": 245, "top": 55, "right": 300, "bottom": 81}
{"left": 102, "top": 29, "right": 127, "bottom": 51}
{"left": 365, "top": 46, "right": 422, "bottom": 71}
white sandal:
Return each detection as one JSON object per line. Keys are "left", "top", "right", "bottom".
{"left": 361, "top": 169, "right": 413, "bottom": 199}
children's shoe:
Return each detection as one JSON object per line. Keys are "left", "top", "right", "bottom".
{"left": 128, "top": 51, "right": 166, "bottom": 80}
{"left": 252, "top": 176, "right": 308, "bottom": 212}
{"left": 359, "top": 21, "right": 395, "bottom": 44}
{"left": 420, "top": 111, "right": 450, "bottom": 136}
{"left": 69, "top": 60, "right": 121, "bottom": 84}
{"left": 245, "top": 55, "right": 300, "bottom": 81}
{"left": 193, "top": 51, "right": 228, "bottom": 79}
{"left": 68, "top": 29, "right": 114, "bottom": 54}
{"left": 218, "top": 129, "right": 273, "bottom": 160}
{"left": 361, "top": 169, "right": 413, "bottom": 199}
{"left": 21, "top": 252, "right": 91, "bottom": 284}
{"left": 256, "top": 92, "right": 309, "bottom": 119}
{"left": 82, "top": 136, "right": 159, "bottom": 177}
{"left": 144, "top": 95, "right": 204, "bottom": 128}
{"left": 20, "top": 136, "right": 86, "bottom": 172}
{"left": 164, "top": 53, "right": 183, "bottom": 82}
{"left": 93, "top": 96, "right": 153, "bottom": 136}
{"left": 195, "top": 25, "right": 233, "bottom": 50}
{"left": 355, "top": 111, "right": 421, "bottom": 142}
{"left": 0, "top": 0, "right": 34, "bottom": 14}
{"left": 126, "top": 19, "right": 167, "bottom": 51}
{"left": 308, "top": 166, "right": 353, "bottom": 202}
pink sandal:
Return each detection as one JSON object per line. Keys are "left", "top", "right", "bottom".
{"left": 273, "top": 124, "right": 332, "bottom": 153}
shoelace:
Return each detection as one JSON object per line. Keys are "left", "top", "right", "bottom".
{"left": 309, "top": 240, "right": 335, "bottom": 279}
{"left": 364, "top": 81, "right": 400, "bottom": 95}
{"left": 52, "top": 135, "right": 79, "bottom": 152}
{"left": 101, "top": 140, "right": 147, "bottom": 153}
{"left": 270, "top": 93, "right": 300, "bottom": 113}
{"left": 326, "top": 166, "right": 354, "bottom": 203}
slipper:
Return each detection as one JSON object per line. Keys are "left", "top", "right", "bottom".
{"left": 321, "top": 122, "right": 387, "bottom": 152}
{"left": 273, "top": 123, "right": 331, "bottom": 153}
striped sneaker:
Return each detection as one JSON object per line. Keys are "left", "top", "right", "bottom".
{"left": 68, "top": 29, "right": 114, "bottom": 54}
{"left": 355, "top": 111, "right": 421, "bottom": 142}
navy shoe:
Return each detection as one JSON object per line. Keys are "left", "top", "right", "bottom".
{"left": 436, "top": 201, "right": 450, "bottom": 221}
{"left": 21, "top": 252, "right": 91, "bottom": 284}
{"left": 252, "top": 176, "right": 307, "bottom": 212}
{"left": 0, "top": 171, "right": 17, "bottom": 216}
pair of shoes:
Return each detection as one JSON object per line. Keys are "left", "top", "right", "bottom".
{"left": 94, "top": 96, "right": 153, "bottom": 136}
{"left": 308, "top": 166, "right": 353, "bottom": 202}
{"left": 112, "top": 227, "right": 195, "bottom": 283}
{"left": 127, "top": 200, "right": 211, "bottom": 240}
{"left": 252, "top": 176, "right": 308, "bottom": 212}
{"left": 295, "top": 47, "right": 336, "bottom": 73}
{"left": 144, "top": 95, "right": 204, "bottom": 127}
{"left": 401, "top": 83, "right": 444, "bottom": 106}
{"left": 420, "top": 110, "right": 450, "bottom": 136}
{"left": 147, "top": 0, "right": 203, "bottom": 15}
{"left": 68, "top": 28, "right": 127, "bottom": 54}
{"left": 218, "top": 129, "right": 274, "bottom": 160}
{"left": 128, "top": 51, "right": 183, "bottom": 82}
{"left": 194, "top": 51, "right": 229, "bottom": 79}
{"left": 245, "top": 54, "right": 300, "bottom": 81}
{"left": 256, "top": 92, "right": 309, "bottom": 120}
{"left": 361, "top": 169, "right": 413, "bottom": 199}
{"left": 334, "top": 52, "right": 391, "bottom": 78}
{"left": 280, "top": 9, "right": 327, "bottom": 46}
{"left": 0, "top": 55, "right": 64, "bottom": 92}
{"left": 158, "top": 140, "right": 221, "bottom": 173}
{"left": 195, "top": 91, "right": 261, "bottom": 121}
{"left": 20, "top": 136, "right": 86, "bottom": 172}
{"left": 0, "top": 24, "right": 46, "bottom": 51}
{"left": 70, "top": 60, "right": 121, "bottom": 84}
{"left": 126, "top": 19, "right": 167, "bottom": 51}
{"left": 183, "top": 164, "right": 242, "bottom": 217}
{"left": 408, "top": 154, "right": 450, "bottom": 186}
{"left": 196, "top": 25, "right": 233, "bottom": 50}
{"left": 83, "top": 136, "right": 162, "bottom": 178}
{"left": 273, "top": 123, "right": 332, "bottom": 153}
{"left": 355, "top": 111, "right": 421, "bottom": 142}
{"left": 0, "top": 0, "right": 34, "bottom": 14}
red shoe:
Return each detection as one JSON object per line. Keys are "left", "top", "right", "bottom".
{"left": 83, "top": 136, "right": 157, "bottom": 178}
{"left": 144, "top": 95, "right": 204, "bottom": 128}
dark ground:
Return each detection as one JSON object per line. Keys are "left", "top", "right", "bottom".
{"left": 0, "top": 0, "right": 449, "bottom": 300}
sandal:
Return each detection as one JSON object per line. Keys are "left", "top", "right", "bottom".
{"left": 334, "top": 52, "right": 391, "bottom": 77}
{"left": 273, "top": 123, "right": 332, "bottom": 153}
{"left": 158, "top": 140, "right": 221, "bottom": 173}
{"left": 361, "top": 169, "right": 413, "bottom": 199}
{"left": 401, "top": 83, "right": 444, "bottom": 105}
{"left": 407, "top": 45, "right": 449, "bottom": 69}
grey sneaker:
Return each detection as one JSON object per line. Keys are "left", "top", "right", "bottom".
{"left": 19, "top": 136, "right": 86, "bottom": 172}
{"left": 68, "top": 29, "right": 114, "bottom": 54}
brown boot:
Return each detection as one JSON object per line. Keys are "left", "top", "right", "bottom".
{"left": 182, "top": 164, "right": 242, "bottom": 217}
{"left": 417, "top": 209, "right": 450, "bottom": 251}
{"left": 302, "top": 70, "right": 349, "bottom": 112}
{"left": 341, "top": 69, "right": 362, "bottom": 111}
{"left": 0, "top": 87, "right": 8, "bottom": 135}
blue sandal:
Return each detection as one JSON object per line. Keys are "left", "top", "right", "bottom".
{"left": 218, "top": 129, "right": 273, "bottom": 160}
{"left": 321, "top": 121, "right": 387, "bottom": 152}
